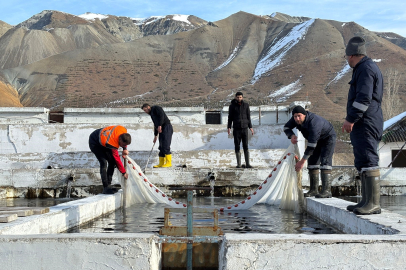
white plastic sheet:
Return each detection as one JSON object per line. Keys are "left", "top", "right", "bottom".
{"left": 120, "top": 144, "right": 303, "bottom": 212}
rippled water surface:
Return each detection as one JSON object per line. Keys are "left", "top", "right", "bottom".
{"left": 0, "top": 197, "right": 77, "bottom": 207}
{"left": 68, "top": 197, "right": 339, "bottom": 234}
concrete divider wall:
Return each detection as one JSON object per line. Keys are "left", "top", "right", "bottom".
{"left": 219, "top": 234, "right": 406, "bottom": 270}
{"left": 0, "top": 234, "right": 160, "bottom": 270}
{"left": 0, "top": 192, "right": 122, "bottom": 235}
{"left": 306, "top": 197, "right": 406, "bottom": 235}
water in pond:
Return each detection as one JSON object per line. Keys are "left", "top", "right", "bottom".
{"left": 0, "top": 198, "right": 78, "bottom": 207}
{"left": 67, "top": 196, "right": 339, "bottom": 234}
{"left": 341, "top": 195, "right": 406, "bottom": 216}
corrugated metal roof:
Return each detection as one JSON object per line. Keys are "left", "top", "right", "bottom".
{"left": 382, "top": 117, "right": 406, "bottom": 143}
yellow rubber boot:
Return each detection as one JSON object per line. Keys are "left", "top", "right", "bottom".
{"left": 162, "top": 154, "right": 172, "bottom": 168}
{"left": 153, "top": 157, "right": 165, "bottom": 168}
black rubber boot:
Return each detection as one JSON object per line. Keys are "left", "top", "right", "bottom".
{"left": 347, "top": 174, "right": 365, "bottom": 211}
{"left": 354, "top": 169, "right": 381, "bottom": 215}
{"left": 102, "top": 187, "right": 115, "bottom": 194}
{"left": 304, "top": 170, "right": 319, "bottom": 197}
{"left": 235, "top": 151, "right": 241, "bottom": 168}
{"left": 315, "top": 170, "right": 332, "bottom": 198}
{"left": 243, "top": 149, "right": 252, "bottom": 168}
{"left": 106, "top": 175, "right": 118, "bottom": 193}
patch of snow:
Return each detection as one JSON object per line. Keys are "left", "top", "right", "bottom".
{"left": 384, "top": 111, "right": 406, "bottom": 131}
{"left": 373, "top": 59, "right": 382, "bottom": 62}
{"left": 172, "top": 14, "right": 191, "bottom": 24}
{"left": 79, "top": 12, "right": 108, "bottom": 21}
{"left": 251, "top": 19, "right": 315, "bottom": 84}
{"left": 135, "top": 16, "right": 165, "bottom": 25}
{"left": 213, "top": 42, "right": 240, "bottom": 72}
{"left": 342, "top": 23, "right": 346, "bottom": 27}
{"left": 268, "top": 79, "right": 301, "bottom": 103}
{"left": 270, "top": 13, "right": 277, "bottom": 17}
{"left": 327, "top": 64, "right": 351, "bottom": 86}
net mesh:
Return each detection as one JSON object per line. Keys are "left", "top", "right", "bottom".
{"left": 119, "top": 144, "right": 304, "bottom": 213}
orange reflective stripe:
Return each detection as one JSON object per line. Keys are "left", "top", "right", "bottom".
{"left": 99, "top": 125, "right": 127, "bottom": 149}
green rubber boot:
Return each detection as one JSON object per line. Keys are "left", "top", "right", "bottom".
{"left": 315, "top": 170, "right": 332, "bottom": 198}
{"left": 354, "top": 169, "right": 381, "bottom": 215}
{"left": 304, "top": 170, "right": 319, "bottom": 197}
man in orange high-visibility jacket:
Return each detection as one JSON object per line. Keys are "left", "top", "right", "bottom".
{"left": 89, "top": 125, "right": 131, "bottom": 194}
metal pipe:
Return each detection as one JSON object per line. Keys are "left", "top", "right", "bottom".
{"left": 187, "top": 190, "right": 193, "bottom": 270}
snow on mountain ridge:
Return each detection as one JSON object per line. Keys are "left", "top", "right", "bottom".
{"left": 78, "top": 12, "right": 109, "bottom": 21}
{"left": 251, "top": 19, "right": 315, "bottom": 84}
{"left": 213, "top": 42, "right": 241, "bottom": 72}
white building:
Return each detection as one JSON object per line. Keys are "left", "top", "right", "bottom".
{"left": 379, "top": 112, "right": 406, "bottom": 168}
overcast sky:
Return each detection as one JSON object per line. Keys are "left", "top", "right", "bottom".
{"left": 1, "top": 0, "right": 406, "bottom": 36}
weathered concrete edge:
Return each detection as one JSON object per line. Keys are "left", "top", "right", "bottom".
{"left": 306, "top": 197, "right": 406, "bottom": 234}
{"left": 0, "top": 233, "right": 160, "bottom": 270}
{"left": 219, "top": 233, "right": 406, "bottom": 270}
{"left": 0, "top": 191, "right": 122, "bottom": 235}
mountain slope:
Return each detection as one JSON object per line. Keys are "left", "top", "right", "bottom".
{"left": 0, "top": 20, "right": 12, "bottom": 37}
{"left": 1, "top": 11, "right": 405, "bottom": 120}
{"left": 0, "top": 74, "right": 22, "bottom": 107}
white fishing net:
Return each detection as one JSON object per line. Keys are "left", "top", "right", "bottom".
{"left": 119, "top": 144, "right": 303, "bottom": 213}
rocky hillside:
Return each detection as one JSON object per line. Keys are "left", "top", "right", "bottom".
{"left": 0, "top": 74, "right": 22, "bottom": 107}
{"left": 375, "top": 32, "right": 406, "bottom": 50}
{"left": 0, "top": 11, "right": 405, "bottom": 120}
{"left": 0, "top": 10, "right": 207, "bottom": 70}
{"left": 0, "top": 20, "right": 12, "bottom": 37}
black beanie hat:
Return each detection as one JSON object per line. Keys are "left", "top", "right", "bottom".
{"left": 292, "top": 106, "right": 306, "bottom": 116}
{"left": 346, "top": 36, "right": 366, "bottom": 56}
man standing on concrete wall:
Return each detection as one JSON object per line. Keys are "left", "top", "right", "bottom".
{"left": 227, "top": 92, "right": 254, "bottom": 168}
{"left": 342, "top": 36, "right": 384, "bottom": 215}
{"left": 284, "top": 106, "right": 336, "bottom": 198}
{"left": 89, "top": 125, "right": 131, "bottom": 194}
{"left": 142, "top": 104, "right": 173, "bottom": 168}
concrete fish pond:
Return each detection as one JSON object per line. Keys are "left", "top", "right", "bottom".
{"left": 2, "top": 107, "right": 406, "bottom": 269}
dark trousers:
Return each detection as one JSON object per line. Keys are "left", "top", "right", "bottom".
{"left": 307, "top": 135, "right": 336, "bottom": 171}
{"left": 233, "top": 128, "right": 249, "bottom": 152}
{"left": 89, "top": 129, "right": 115, "bottom": 188}
{"left": 158, "top": 124, "right": 173, "bottom": 157}
{"left": 351, "top": 123, "right": 381, "bottom": 171}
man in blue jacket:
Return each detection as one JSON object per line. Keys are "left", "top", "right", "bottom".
{"left": 342, "top": 36, "right": 383, "bottom": 215}
{"left": 284, "top": 106, "right": 336, "bottom": 198}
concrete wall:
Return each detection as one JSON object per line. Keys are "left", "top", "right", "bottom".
{"left": 222, "top": 105, "right": 291, "bottom": 125}
{"left": 0, "top": 234, "right": 160, "bottom": 270}
{"left": 0, "top": 107, "right": 49, "bottom": 124}
{"left": 64, "top": 107, "right": 205, "bottom": 125}
{"left": 220, "top": 234, "right": 406, "bottom": 270}
{"left": 0, "top": 123, "right": 288, "bottom": 154}
{"left": 0, "top": 192, "right": 122, "bottom": 234}
{"left": 2, "top": 233, "right": 406, "bottom": 270}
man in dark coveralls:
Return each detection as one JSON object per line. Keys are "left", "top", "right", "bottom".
{"left": 284, "top": 106, "right": 336, "bottom": 198}
{"left": 227, "top": 92, "right": 254, "bottom": 168}
{"left": 342, "top": 36, "right": 384, "bottom": 215}
{"left": 142, "top": 104, "right": 173, "bottom": 168}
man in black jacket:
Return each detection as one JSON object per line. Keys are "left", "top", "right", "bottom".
{"left": 227, "top": 92, "right": 254, "bottom": 168}
{"left": 342, "top": 36, "right": 383, "bottom": 215}
{"left": 142, "top": 104, "right": 173, "bottom": 168}
{"left": 284, "top": 106, "right": 336, "bottom": 198}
